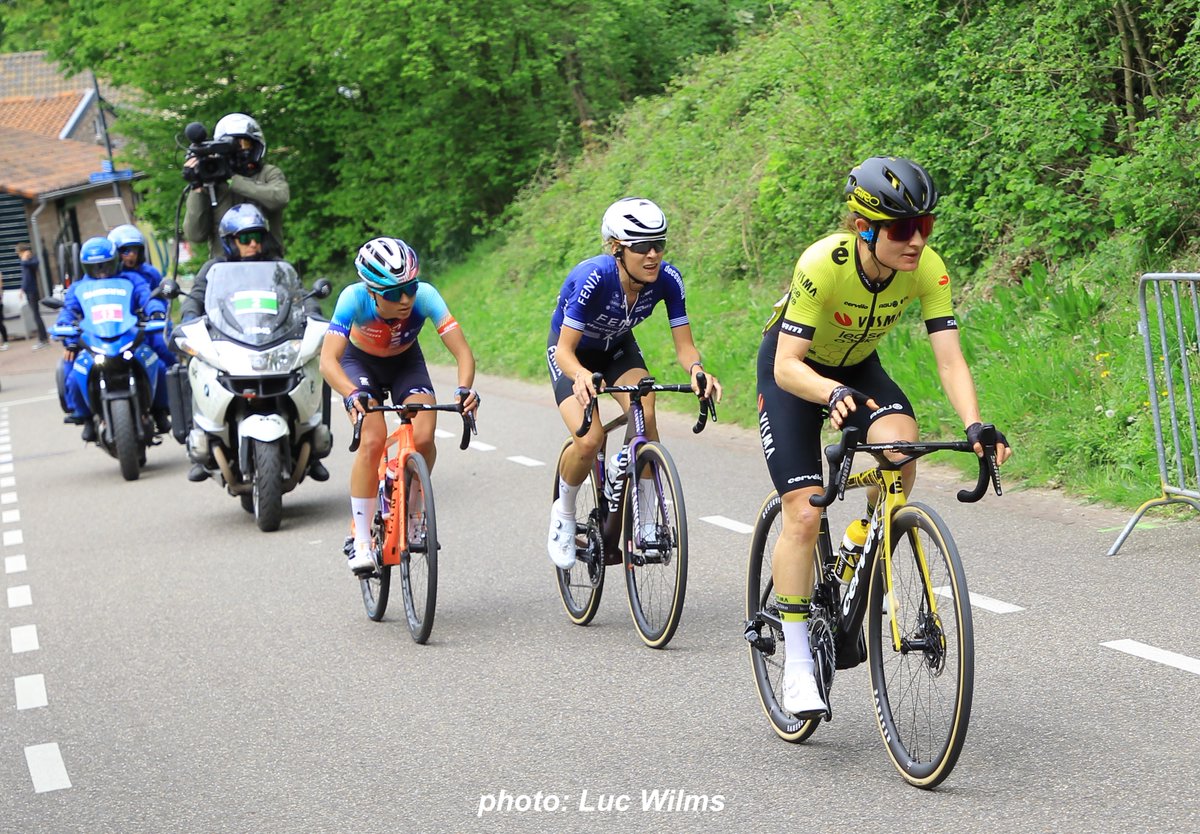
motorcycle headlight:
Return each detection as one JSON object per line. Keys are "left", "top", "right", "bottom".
{"left": 250, "top": 340, "right": 302, "bottom": 373}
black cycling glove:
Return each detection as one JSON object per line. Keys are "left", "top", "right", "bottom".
{"left": 965, "top": 422, "right": 1008, "bottom": 449}
{"left": 827, "top": 385, "right": 867, "bottom": 413}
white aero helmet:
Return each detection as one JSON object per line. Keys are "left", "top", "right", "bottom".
{"left": 600, "top": 197, "right": 668, "bottom": 244}
{"left": 213, "top": 112, "right": 266, "bottom": 163}
{"left": 355, "top": 237, "right": 420, "bottom": 291}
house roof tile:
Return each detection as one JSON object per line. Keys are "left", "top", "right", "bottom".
{"left": 0, "top": 91, "right": 86, "bottom": 138}
{"left": 0, "top": 125, "right": 111, "bottom": 199}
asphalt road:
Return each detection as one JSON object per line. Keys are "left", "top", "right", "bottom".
{"left": 2, "top": 354, "right": 1199, "bottom": 833}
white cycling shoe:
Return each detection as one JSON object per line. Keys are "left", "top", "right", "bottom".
{"left": 547, "top": 500, "right": 577, "bottom": 570}
{"left": 782, "top": 662, "right": 827, "bottom": 717}
{"left": 347, "top": 540, "right": 377, "bottom": 573}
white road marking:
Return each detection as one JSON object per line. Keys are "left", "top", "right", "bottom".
{"left": 8, "top": 585, "right": 31, "bottom": 607}
{"left": 1, "top": 491, "right": 16, "bottom": 504}
{"left": 933, "top": 587, "right": 1024, "bottom": 613}
{"left": 0, "top": 454, "right": 12, "bottom": 464}
{"left": 434, "top": 429, "right": 453, "bottom": 439}
{"left": 0, "top": 476, "right": 13, "bottom": 487}
{"left": 2, "top": 509, "right": 20, "bottom": 523}
{"left": 0, "top": 393, "right": 56, "bottom": 408}
{"left": 5, "top": 554, "right": 26, "bottom": 573}
{"left": 11, "top": 624, "right": 39, "bottom": 653}
{"left": 15, "top": 674, "right": 47, "bottom": 709}
{"left": 506, "top": 455, "right": 544, "bottom": 467}
{"left": 25, "top": 743, "right": 71, "bottom": 793}
{"left": 0, "top": 463, "right": 12, "bottom": 475}
{"left": 1102, "top": 639, "right": 1200, "bottom": 676}
{"left": 701, "top": 515, "right": 754, "bottom": 534}
{"left": 0, "top": 444, "right": 10, "bottom": 453}
{"left": 469, "top": 441, "right": 496, "bottom": 452}
{"left": 4, "top": 529, "right": 23, "bottom": 546}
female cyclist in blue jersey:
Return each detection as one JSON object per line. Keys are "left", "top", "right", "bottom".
{"left": 545, "top": 197, "right": 722, "bottom": 569}
{"left": 756, "top": 156, "right": 1012, "bottom": 717}
{"left": 320, "top": 237, "right": 479, "bottom": 573}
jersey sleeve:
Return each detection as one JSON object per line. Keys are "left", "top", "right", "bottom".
{"left": 328, "top": 284, "right": 364, "bottom": 339}
{"left": 559, "top": 264, "right": 605, "bottom": 333}
{"left": 661, "top": 264, "right": 689, "bottom": 329}
{"left": 915, "top": 249, "right": 957, "bottom": 333}
{"left": 414, "top": 283, "right": 459, "bottom": 336}
{"left": 779, "top": 247, "right": 832, "bottom": 341}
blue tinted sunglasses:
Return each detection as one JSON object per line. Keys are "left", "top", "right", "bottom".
{"left": 373, "top": 280, "right": 419, "bottom": 302}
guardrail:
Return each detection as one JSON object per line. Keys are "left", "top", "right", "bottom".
{"left": 1109, "top": 273, "right": 1200, "bottom": 555}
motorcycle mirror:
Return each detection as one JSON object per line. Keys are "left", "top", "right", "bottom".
{"left": 311, "top": 278, "right": 333, "bottom": 300}
{"left": 158, "top": 278, "right": 181, "bottom": 299}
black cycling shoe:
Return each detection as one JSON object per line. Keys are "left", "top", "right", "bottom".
{"left": 307, "top": 459, "right": 330, "bottom": 482}
{"left": 153, "top": 409, "right": 172, "bottom": 434}
{"left": 80, "top": 421, "right": 97, "bottom": 443}
{"left": 63, "top": 413, "right": 88, "bottom": 425}
{"left": 187, "top": 463, "right": 210, "bottom": 482}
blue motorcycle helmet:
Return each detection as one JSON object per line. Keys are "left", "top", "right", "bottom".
{"left": 80, "top": 236, "right": 119, "bottom": 279}
{"left": 218, "top": 203, "right": 268, "bottom": 258}
{"left": 108, "top": 224, "right": 146, "bottom": 264}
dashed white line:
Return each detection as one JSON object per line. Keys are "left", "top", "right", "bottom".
{"left": 2, "top": 509, "right": 20, "bottom": 523}
{"left": 1, "top": 491, "right": 16, "bottom": 504}
{"left": 469, "top": 440, "right": 496, "bottom": 452}
{"left": 25, "top": 743, "right": 71, "bottom": 793}
{"left": 0, "top": 453, "right": 12, "bottom": 464}
{"left": 0, "top": 476, "right": 13, "bottom": 488}
{"left": 5, "top": 554, "right": 26, "bottom": 573}
{"left": 8, "top": 585, "right": 31, "bottom": 608}
{"left": 434, "top": 429, "right": 453, "bottom": 439}
{"left": 0, "top": 464, "right": 14, "bottom": 476}
{"left": 1102, "top": 639, "right": 1200, "bottom": 676}
{"left": 3, "top": 529, "right": 23, "bottom": 546}
{"left": 701, "top": 515, "right": 754, "bottom": 534}
{"left": 15, "top": 674, "right": 47, "bottom": 710}
{"left": 11, "top": 624, "right": 39, "bottom": 653}
{"left": 933, "top": 587, "right": 1024, "bottom": 614}
{"left": 506, "top": 455, "right": 545, "bottom": 467}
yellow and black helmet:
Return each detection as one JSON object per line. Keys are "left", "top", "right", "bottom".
{"left": 844, "top": 156, "right": 938, "bottom": 221}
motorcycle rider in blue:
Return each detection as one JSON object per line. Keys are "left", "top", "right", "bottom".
{"left": 57, "top": 237, "right": 172, "bottom": 442}
{"left": 109, "top": 224, "right": 164, "bottom": 292}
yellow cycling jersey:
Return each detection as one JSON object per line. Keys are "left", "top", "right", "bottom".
{"left": 763, "top": 232, "right": 958, "bottom": 367}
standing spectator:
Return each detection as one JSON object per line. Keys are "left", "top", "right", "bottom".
{"left": 16, "top": 243, "right": 48, "bottom": 349}
{"left": 0, "top": 270, "right": 9, "bottom": 350}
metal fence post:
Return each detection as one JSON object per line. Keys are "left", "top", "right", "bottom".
{"left": 1109, "top": 273, "right": 1200, "bottom": 554}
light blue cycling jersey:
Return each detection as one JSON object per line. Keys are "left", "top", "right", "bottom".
{"left": 328, "top": 282, "right": 458, "bottom": 358}
{"left": 549, "top": 254, "right": 689, "bottom": 351}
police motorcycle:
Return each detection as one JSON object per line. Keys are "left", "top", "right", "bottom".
{"left": 163, "top": 261, "right": 332, "bottom": 532}
{"left": 45, "top": 251, "right": 170, "bottom": 482}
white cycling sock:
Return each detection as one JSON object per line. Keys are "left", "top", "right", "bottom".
{"left": 558, "top": 477, "right": 580, "bottom": 515}
{"left": 352, "top": 496, "right": 377, "bottom": 543}
{"left": 782, "top": 620, "right": 813, "bottom": 666}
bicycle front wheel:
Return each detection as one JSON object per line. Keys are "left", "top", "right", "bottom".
{"left": 746, "top": 492, "right": 821, "bottom": 743}
{"left": 400, "top": 452, "right": 438, "bottom": 644}
{"left": 553, "top": 440, "right": 606, "bottom": 625}
{"left": 623, "top": 441, "right": 687, "bottom": 649}
{"left": 867, "top": 502, "right": 974, "bottom": 789}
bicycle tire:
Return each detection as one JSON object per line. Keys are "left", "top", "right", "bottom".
{"left": 867, "top": 501, "right": 974, "bottom": 789}
{"left": 553, "top": 440, "right": 606, "bottom": 625}
{"left": 359, "top": 498, "right": 392, "bottom": 622}
{"left": 746, "top": 492, "right": 821, "bottom": 743}
{"left": 399, "top": 452, "right": 438, "bottom": 644}
{"left": 623, "top": 441, "right": 687, "bottom": 649}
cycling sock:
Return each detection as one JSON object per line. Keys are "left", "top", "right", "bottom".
{"left": 352, "top": 496, "right": 377, "bottom": 543}
{"left": 777, "top": 594, "right": 813, "bottom": 665}
{"left": 558, "top": 477, "right": 581, "bottom": 514}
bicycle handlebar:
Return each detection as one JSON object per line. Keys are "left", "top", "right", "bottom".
{"left": 810, "top": 424, "right": 1003, "bottom": 508}
{"left": 349, "top": 392, "right": 477, "bottom": 453}
{"left": 574, "top": 371, "right": 717, "bottom": 436}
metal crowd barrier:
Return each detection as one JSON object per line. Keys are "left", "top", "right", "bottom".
{"left": 1109, "top": 273, "right": 1200, "bottom": 555}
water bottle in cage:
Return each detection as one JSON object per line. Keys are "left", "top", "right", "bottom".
{"left": 834, "top": 517, "right": 869, "bottom": 586}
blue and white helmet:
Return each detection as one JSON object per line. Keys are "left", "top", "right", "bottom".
{"left": 108, "top": 224, "right": 145, "bottom": 250}
{"left": 80, "top": 236, "right": 119, "bottom": 279}
{"left": 600, "top": 197, "right": 668, "bottom": 244}
{"left": 355, "top": 237, "right": 420, "bottom": 291}
{"left": 218, "top": 203, "right": 268, "bottom": 256}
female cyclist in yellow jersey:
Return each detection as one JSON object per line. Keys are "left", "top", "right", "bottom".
{"left": 756, "top": 156, "right": 1011, "bottom": 716}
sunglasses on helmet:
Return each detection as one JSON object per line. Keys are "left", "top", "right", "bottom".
{"left": 882, "top": 215, "right": 935, "bottom": 242}
{"left": 623, "top": 238, "right": 666, "bottom": 255}
{"left": 236, "top": 230, "right": 265, "bottom": 245}
{"left": 373, "top": 280, "right": 419, "bottom": 302}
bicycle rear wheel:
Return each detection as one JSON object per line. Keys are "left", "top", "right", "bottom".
{"left": 399, "top": 452, "right": 438, "bottom": 644}
{"left": 358, "top": 531, "right": 391, "bottom": 622}
{"left": 623, "top": 441, "right": 687, "bottom": 649}
{"left": 553, "top": 440, "right": 606, "bottom": 625}
{"left": 867, "top": 502, "right": 974, "bottom": 788}
{"left": 746, "top": 492, "right": 821, "bottom": 743}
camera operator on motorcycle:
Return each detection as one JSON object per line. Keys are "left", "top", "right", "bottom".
{"left": 57, "top": 237, "right": 172, "bottom": 442}
{"left": 178, "top": 203, "right": 330, "bottom": 484}
{"left": 182, "top": 113, "right": 289, "bottom": 257}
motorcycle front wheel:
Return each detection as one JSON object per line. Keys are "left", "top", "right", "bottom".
{"left": 251, "top": 439, "right": 284, "bottom": 532}
{"left": 110, "top": 398, "right": 140, "bottom": 481}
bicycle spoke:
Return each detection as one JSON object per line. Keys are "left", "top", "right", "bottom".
{"left": 623, "top": 443, "right": 687, "bottom": 648}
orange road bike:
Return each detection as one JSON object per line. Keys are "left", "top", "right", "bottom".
{"left": 345, "top": 396, "right": 476, "bottom": 643}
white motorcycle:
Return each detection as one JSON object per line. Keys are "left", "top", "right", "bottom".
{"left": 164, "top": 261, "right": 333, "bottom": 532}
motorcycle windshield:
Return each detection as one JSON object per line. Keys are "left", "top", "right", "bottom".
{"left": 203, "top": 261, "right": 306, "bottom": 347}
{"left": 76, "top": 277, "right": 138, "bottom": 340}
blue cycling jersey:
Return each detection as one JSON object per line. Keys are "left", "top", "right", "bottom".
{"left": 328, "top": 282, "right": 458, "bottom": 358}
{"left": 549, "top": 254, "right": 689, "bottom": 351}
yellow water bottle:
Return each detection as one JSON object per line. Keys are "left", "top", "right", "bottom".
{"left": 835, "top": 517, "right": 869, "bottom": 585}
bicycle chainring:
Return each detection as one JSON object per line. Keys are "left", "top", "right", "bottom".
{"left": 809, "top": 608, "right": 836, "bottom": 704}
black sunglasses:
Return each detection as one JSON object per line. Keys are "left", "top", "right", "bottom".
{"left": 882, "top": 215, "right": 935, "bottom": 242}
{"left": 624, "top": 238, "right": 666, "bottom": 255}
{"left": 374, "top": 280, "right": 419, "bottom": 302}
{"left": 236, "top": 230, "right": 265, "bottom": 245}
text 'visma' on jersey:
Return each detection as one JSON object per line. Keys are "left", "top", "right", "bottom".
{"left": 764, "top": 233, "right": 958, "bottom": 367}
{"left": 328, "top": 282, "right": 459, "bottom": 358}
{"left": 549, "top": 254, "right": 689, "bottom": 351}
